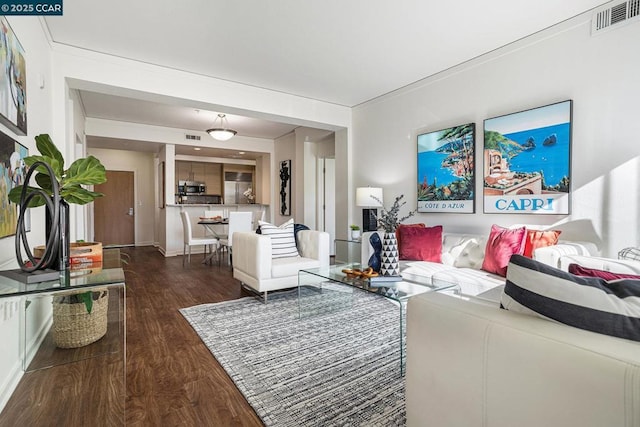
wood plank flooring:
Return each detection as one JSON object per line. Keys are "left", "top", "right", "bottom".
{"left": 0, "top": 247, "right": 263, "bottom": 426}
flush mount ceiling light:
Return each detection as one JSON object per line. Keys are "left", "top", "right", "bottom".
{"left": 206, "top": 113, "right": 237, "bottom": 141}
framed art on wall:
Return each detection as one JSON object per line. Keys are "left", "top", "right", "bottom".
{"left": 0, "top": 17, "right": 28, "bottom": 135}
{"left": 483, "top": 100, "right": 572, "bottom": 214}
{"left": 0, "top": 130, "right": 28, "bottom": 238}
{"left": 417, "top": 123, "right": 475, "bottom": 213}
{"left": 279, "top": 159, "right": 291, "bottom": 216}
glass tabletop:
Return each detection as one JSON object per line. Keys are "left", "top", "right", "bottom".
{"left": 0, "top": 248, "right": 126, "bottom": 298}
{"left": 299, "top": 262, "right": 458, "bottom": 303}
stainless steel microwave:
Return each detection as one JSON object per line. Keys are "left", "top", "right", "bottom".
{"left": 177, "top": 180, "right": 206, "bottom": 195}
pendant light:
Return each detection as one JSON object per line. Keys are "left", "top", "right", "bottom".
{"left": 206, "top": 113, "right": 237, "bottom": 141}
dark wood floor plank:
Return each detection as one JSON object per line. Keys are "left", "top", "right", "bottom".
{"left": 0, "top": 247, "right": 263, "bottom": 427}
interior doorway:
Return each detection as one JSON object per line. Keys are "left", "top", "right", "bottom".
{"left": 94, "top": 170, "right": 135, "bottom": 246}
{"left": 317, "top": 158, "right": 336, "bottom": 255}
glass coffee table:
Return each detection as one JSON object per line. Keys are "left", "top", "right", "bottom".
{"left": 298, "top": 262, "right": 459, "bottom": 375}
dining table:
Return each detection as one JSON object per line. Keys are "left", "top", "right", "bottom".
{"left": 197, "top": 218, "right": 229, "bottom": 264}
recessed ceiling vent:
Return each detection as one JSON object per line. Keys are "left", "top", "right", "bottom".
{"left": 185, "top": 134, "right": 201, "bottom": 141}
{"left": 592, "top": 0, "right": 640, "bottom": 35}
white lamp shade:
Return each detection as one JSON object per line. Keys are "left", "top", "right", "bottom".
{"left": 356, "top": 187, "right": 383, "bottom": 207}
{"left": 207, "top": 129, "right": 237, "bottom": 141}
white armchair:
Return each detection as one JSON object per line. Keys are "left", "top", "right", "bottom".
{"left": 232, "top": 230, "right": 330, "bottom": 302}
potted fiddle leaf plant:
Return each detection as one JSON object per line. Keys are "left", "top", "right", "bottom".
{"left": 9, "top": 133, "right": 109, "bottom": 348}
{"left": 8, "top": 133, "right": 107, "bottom": 207}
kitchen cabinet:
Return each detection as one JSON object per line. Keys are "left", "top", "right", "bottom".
{"left": 204, "top": 163, "right": 222, "bottom": 194}
{"left": 176, "top": 161, "right": 192, "bottom": 183}
{"left": 190, "top": 162, "right": 205, "bottom": 183}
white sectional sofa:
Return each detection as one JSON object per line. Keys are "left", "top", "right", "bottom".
{"left": 406, "top": 290, "right": 640, "bottom": 427}
{"left": 360, "top": 230, "right": 600, "bottom": 296}
{"left": 400, "top": 234, "right": 640, "bottom": 427}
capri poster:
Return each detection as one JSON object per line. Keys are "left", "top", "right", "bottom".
{"left": 417, "top": 123, "right": 475, "bottom": 213}
{"left": 483, "top": 100, "right": 572, "bottom": 214}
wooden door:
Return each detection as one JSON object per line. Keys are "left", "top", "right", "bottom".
{"left": 94, "top": 171, "right": 135, "bottom": 246}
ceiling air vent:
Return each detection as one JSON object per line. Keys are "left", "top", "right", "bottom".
{"left": 592, "top": 0, "right": 640, "bottom": 35}
{"left": 185, "top": 134, "right": 201, "bottom": 141}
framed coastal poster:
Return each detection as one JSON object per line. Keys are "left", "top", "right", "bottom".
{"left": 279, "top": 159, "right": 291, "bottom": 216}
{"left": 0, "top": 130, "right": 28, "bottom": 238}
{"left": 417, "top": 123, "right": 475, "bottom": 213}
{"left": 483, "top": 100, "right": 572, "bottom": 214}
{"left": 0, "top": 17, "right": 28, "bottom": 135}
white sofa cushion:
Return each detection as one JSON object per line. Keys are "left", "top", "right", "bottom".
{"left": 432, "top": 268, "right": 505, "bottom": 296}
{"left": 271, "top": 256, "right": 320, "bottom": 278}
{"left": 441, "top": 234, "right": 487, "bottom": 267}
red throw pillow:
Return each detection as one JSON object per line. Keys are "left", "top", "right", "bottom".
{"left": 481, "top": 225, "right": 527, "bottom": 277}
{"left": 523, "top": 229, "right": 562, "bottom": 258}
{"left": 398, "top": 225, "right": 442, "bottom": 262}
{"left": 568, "top": 264, "right": 640, "bottom": 281}
{"left": 396, "top": 223, "right": 425, "bottom": 252}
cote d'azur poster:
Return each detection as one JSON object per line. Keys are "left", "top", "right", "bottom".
{"left": 417, "top": 123, "right": 475, "bottom": 213}
{"left": 483, "top": 100, "right": 572, "bottom": 214}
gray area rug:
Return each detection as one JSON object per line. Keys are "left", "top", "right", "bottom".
{"left": 180, "top": 287, "right": 406, "bottom": 426}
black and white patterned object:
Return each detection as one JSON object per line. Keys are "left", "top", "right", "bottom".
{"left": 258, "top": 218, "right": 300, "bottom": 259}
{"left": 180, "top": 289, "right": 406, "bottom": 426}
{"left": 381, "top": 232, "right": 400, "bottom": 276}
{"left": 501, "top": 255, "right": 640, "bottom": 342}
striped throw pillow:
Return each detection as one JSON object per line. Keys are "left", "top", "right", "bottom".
{"left": 501, "top": 254, "right": 640, "bottom": 342}
{"left": 258, "top": 219, "right": 300, "bottom": 259}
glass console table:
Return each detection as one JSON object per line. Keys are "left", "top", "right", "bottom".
{"left": 0, "top": 249, "right": 126, "bottom": 425}
{"left": 334, "top": 238, "right": 362, "bottom": 264}
{"left": 298, "top": 262, "right": 459, "bottom": 375}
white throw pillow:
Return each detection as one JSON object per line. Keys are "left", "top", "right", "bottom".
{"left": 451, "top": 238, "right": 485, "bottom": 269}
{"left": 258, "top": 218, "right": 300, "bottom": 259}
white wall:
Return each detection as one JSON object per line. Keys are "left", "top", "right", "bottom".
{"left": 352, "top": 14, "right": 640, "bottom": 257}
{"left": 86, "top": 147, "right": 156, "bottom": 246}
{"left": 0, "top": 17, "right": 54, "bottom": 413}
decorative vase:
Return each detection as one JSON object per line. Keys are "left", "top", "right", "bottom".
{"left": 380, "top": 231, "right": 400, "bottom": 276}
{"left": 351, "top": 229, "right": 361, "bottom": 240}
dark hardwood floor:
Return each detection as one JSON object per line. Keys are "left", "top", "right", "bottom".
{"left": 0, "top": 247, "right": 263, "bottom": 427}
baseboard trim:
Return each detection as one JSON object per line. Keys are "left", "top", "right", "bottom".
{"left": 0, "top": 359, "right": 23, "bottom": 414}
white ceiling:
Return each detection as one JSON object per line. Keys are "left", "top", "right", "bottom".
{"left": 43, "top": 0, "right": 608, "bottom": 152}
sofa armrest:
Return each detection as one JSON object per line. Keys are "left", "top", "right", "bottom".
{"left": 406, "top": 292, "right": 640, "bottom": 427}
{"left": 297, "top": 230, "right": 330, "bottom": 268}
{"left": 232, "top": 232, "right": 272, "bottom": 279}
{"left": 533, "top": 241, "right": 599, "bottom": 268}
{"left": 557, "top": 254, "right": 640, "bottom": 274}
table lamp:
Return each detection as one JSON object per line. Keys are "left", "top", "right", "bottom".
{"left": 356, "top": 187, "right": 383, "bottom": 232}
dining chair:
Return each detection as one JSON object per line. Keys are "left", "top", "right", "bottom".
{"left": 180, "top": 211, "right": 219, "bottom": 266}
{"left": 218, "top": 211, "right": 253, "bottom": 266}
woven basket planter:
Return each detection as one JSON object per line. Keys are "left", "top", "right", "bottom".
{"left": 52, "top": 289, "right": 109, "bottom": 348}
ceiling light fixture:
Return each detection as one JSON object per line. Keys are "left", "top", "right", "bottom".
{"left": 206, "top": 113, "right": 237, "bottom": 141}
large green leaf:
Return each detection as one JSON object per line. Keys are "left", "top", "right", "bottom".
{"left": 8, "top": 185, "right": 49, "bottom": 207}
{"left": 25, "top": 155, "right": 63, "bottom": 181}
{"left": 35, "top": 134, "right": 65, "bottom": 170}
{"left": 35, "top": 172, "right": 54, "bottom": 193}
{"left": 78, "top": 291, "right": 93, "bottom": 314}
{"left": 61, "top": 185, "right": 104, "bottom": 205}
{"left": 64, "top": 156, "right": 106, "bottom": 186}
